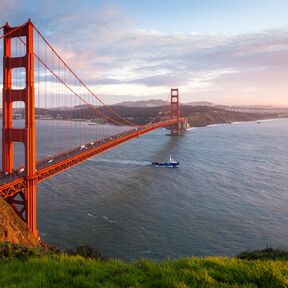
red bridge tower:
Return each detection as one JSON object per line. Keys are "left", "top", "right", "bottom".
{"left": 170, "top": 88, "right": 180, "bottom": 136}
{"left": 2, "top": 20, "right": 37, "bottom": 236}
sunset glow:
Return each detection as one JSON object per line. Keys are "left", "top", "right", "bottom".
{"left": 1, "top": 0, "right": 288, "bottom": 106}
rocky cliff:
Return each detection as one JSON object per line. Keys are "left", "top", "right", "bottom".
{"left": 0, "top": 199, "right": 41, "bottom": 247}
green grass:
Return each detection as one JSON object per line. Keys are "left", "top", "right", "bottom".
{"left": 0, "top": 251, "right": 287, "bottom": 287}
{"left": 0, "top": 243, "right": 287, "bottom": 287}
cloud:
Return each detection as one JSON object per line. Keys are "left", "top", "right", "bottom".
{"left": 0, "top": 1, "right": 288, "bottom": 105}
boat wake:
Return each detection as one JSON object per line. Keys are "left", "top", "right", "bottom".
{"left": 89, "top": 158, "right": 151, "bottom": 166}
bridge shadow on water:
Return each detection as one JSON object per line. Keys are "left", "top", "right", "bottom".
{"left": 79, "top": 132, "right": 186, "bottom": 259}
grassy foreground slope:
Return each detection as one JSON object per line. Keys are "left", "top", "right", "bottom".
{"left": 0, "top": 254, "right": 287, "bottom": 288}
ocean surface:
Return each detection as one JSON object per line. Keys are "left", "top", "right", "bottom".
{"left": 3, "top": 119, "right": 288, "bottom": 260}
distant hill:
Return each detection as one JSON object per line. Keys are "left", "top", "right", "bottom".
{"left": 114, "top": 99, "right": 169, "bottom": 107}
{"left": 185, "top": 101, "right": 214, "bottom": 106}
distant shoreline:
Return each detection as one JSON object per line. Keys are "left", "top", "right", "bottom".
{"left": 186, "top": 108, "right": 288, "bottom": 128}
{"left": 14, "top": 109, "right": 288, "bottom": 129}
{"left": 186, "top": 117, "right": 288, "bottom": 130}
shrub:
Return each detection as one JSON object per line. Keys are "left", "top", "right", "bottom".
{"left": 66, "top": 244, "right": 106, "bottom": 260}
{"left": 0, "top": 242, "right": 42, "bottom": 259}
{"left": 237, "top": 247, "right": 288, "bottom": 260}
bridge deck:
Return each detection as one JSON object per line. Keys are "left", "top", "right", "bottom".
{"left": 0, "top": 119, "right": 182, "bottom": 199}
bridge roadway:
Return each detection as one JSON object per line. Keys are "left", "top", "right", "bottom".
{"left": 0, "top": 119, "right": 181, "bottom": 200}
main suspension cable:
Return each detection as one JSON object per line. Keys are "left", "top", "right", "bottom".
{"left": 32, "top": 24, "right": 137, "bottom": 127}
{"left": 18, "top": 37, "right": 136, "bottom": 127}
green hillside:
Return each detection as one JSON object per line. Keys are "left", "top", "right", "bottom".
{"left": 0, "top": 243, "right": 287, "bottom": 288}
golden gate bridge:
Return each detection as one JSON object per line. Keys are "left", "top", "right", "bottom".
{"left": 0, "top": 20, "right": 187, "bottom": 237}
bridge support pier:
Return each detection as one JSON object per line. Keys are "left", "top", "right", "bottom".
{"left": 2, "top": 20, "right": 38, "bottom": 237}
{"left": 25, "top": 179, "right": 37, "bottom": 236}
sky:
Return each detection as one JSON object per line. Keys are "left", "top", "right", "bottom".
{"left": 1, "top": 0, "right": 288, "bottom": 106}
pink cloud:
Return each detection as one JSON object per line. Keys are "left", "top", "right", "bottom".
{"left": 1, "top": 2, "right": 288, "bottom": 105}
